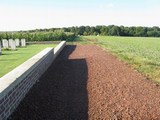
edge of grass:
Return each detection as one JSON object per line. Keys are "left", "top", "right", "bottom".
{"left": 0, "top": 44, "right": 57, "bottom": 77}
{"left": 80, "top": 36, "right": 160, "bottom": 83}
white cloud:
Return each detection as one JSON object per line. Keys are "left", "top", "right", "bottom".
{"left": 0, "top": 6, "right": 58, "bottom": 31}
{"left": 0, "top": 3, "right": 160, "bottom": 31}
{"left": 99, "top": 3, "right": 114, "bottom": 10}
{"left": 105, "top": 3, "right": 114, "bottom": 8}
{"left": 99, "top": 4, "right": 160, "bottom": 27}
{"left": 0, "top": 6, "right": 109, "bottom": 31}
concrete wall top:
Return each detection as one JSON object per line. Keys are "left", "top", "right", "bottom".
{"left": 54, "top": 41, "right": 66, "bottom": 54}
{"left": 0, "top": 41, "right": 66, "bottom": 120}
{"left": 0, "top": 47, "right": 53, "bottom": 99}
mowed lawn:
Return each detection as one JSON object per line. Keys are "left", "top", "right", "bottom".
{"left": 83, "top": 36, "right": 160, "bottom": 82}
{"left": 0, "top": 44, "right": 56, "bottom": 77}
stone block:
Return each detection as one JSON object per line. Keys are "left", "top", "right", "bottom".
{"left": 0, "top": 42, "right": 2, "bottom": 55}
{"left": 9, "top": 39, "right": 13, "bottom": 47}
{"left": 15, "top": 39, "right": 20, "bottom": 47}
{"left": 11, "top": 40, "right": 16, "bottom": 50}
{"left": 2, "top": 39, "right": 9, "bottom": 49}
{"left": 21, "top": 39, "right": 26, "bottom": 47}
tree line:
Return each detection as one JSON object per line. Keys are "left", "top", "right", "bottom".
{"left": 0, "top": 30, "right": 75, "bottom": 42}
{"left": 63, "top": 25, "right": 160, "bottom": 37}
{"left": 1, "top": 25, "right": 160, "bottom": 42}
{"left": 28, "top": 25, "right": 160, "bottom": 37}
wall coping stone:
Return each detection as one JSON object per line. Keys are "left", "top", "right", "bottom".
{"left": 0, "top": 47, "right": 53, "bottom": 99}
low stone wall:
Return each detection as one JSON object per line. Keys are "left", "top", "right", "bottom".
{"left": 0, "top": 41, "right": 66, "bottom": 120}
{"left": 54, "top": 41, "right": 66, "bottom": 59}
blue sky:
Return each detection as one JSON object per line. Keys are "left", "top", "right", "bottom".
{"left": 0, "top": 0, "right": 160, "bottom": 31}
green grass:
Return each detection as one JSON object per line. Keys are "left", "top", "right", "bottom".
{"left": 82, "top": 36, "right": 160, "bottom": 82}
{"left": 66, "top": 37, "right": 90, "bottom": 45}
{"left": 0, "top": 44, "right": 57, "bottom": 77}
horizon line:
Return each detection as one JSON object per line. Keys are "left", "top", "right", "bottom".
{"left": 1, "top": 24, "right": 160, "bottom": 32}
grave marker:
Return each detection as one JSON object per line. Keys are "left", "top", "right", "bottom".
{"left": 11, "top": 40, "right": 16, "bottom": 50}
{"left": 15, "top": 39, "right": 20, "bottom": 46}
{"left": 0, "top": 42, "right": 2, "bottom": 55}
{"left": 2, "top": 39, "right": 9, "bottom": 49}
{"left": 9, "top": 39, "right": 13, "bottom": 47}
{"left": 21, "top": 39, "right": 26, "bottom": 47}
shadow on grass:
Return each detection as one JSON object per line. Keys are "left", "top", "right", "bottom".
{"left": 9, "top": 45, "right": 89, "bottom": 120}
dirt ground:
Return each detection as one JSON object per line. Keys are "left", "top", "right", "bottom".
{"left": 9, "top": 45, "right": 160, "bottom": 120}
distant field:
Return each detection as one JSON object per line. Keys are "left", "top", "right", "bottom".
{"left": 0, "top": 44, "right": 57, "bottom": 77}
{"left": 82, "top": 36, "right": 160, "bottom": 82}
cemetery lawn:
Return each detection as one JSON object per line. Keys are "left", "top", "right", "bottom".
{"left": 82, "top": 36, "right": 160, "bottom": 82}
{"left": 0, "top": 44, "right": 56, "bottom": 77}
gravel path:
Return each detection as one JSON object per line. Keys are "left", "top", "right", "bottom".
{"left": 9, "top": 45, "right": 160, "bottom": 120}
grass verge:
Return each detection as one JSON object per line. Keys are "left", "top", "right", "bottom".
{"left": 0, "top": 44, "right": 56, "bottom": 77}
{"left": 82, "top": 36, "right": 160, "bottom": 82}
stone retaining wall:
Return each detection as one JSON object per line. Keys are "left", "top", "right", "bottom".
{"left": 0, "top": 41, "right": 66, "bottom": 120}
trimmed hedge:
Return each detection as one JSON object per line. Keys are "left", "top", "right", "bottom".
{"left": 0, "top": 30, "right": 75, "bottom": 42}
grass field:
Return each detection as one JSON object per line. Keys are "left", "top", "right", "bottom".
{"left": 0, "top": 44, "right": 56, "bottom": 77}
{"left": 82, "top": 36, "right": 160, "bottom": 82}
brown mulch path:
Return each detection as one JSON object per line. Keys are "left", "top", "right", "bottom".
{"left": 9, "top": 45, "right": 160, "bottom": 120}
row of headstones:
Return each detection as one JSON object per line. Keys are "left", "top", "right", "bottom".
{"left": 0, "top": 39, "right": 26, "bottom": 55}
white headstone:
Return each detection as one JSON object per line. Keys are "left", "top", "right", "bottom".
{"left": 15, "top": 39, "right": 20, "bottom": 46}
{"left": 11, "top": 40, "right": 16, "bottom": 50}
{"left": 2, "top": 39, "right": 9, "bottom": 49}
{"left": 0, "top": 42, "right": 2, "bottom": 55}
{"left": 21, "top": 39, "right": 26, "bottom": 47}
{"left": 9, "top": 39, "right": 13, "bottom": 47}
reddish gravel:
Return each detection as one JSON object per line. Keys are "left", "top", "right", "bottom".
{"left": 9, "top": 45, "right": 160, "bottom": 120}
